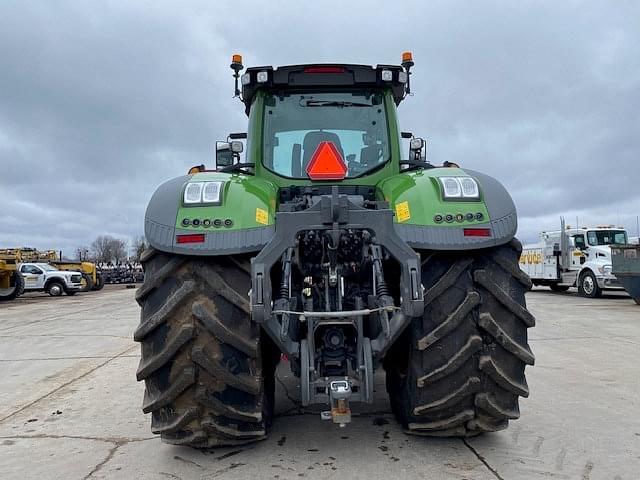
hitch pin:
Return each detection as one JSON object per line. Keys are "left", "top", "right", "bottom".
{"left": 321, "top": 380, "right": 352, "bottom": 427}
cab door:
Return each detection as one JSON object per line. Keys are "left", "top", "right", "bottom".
{"left": 571, "top": 234, "right": 587, "bottom": 268}
{"left": 20, "top": 265, "right": 44, "bottom": 289}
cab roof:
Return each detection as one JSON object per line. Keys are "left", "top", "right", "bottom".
{"left": 240, "top": 64, "right": 408, "bottom": 114}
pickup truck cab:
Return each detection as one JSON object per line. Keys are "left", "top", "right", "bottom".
{"left": 19, "top": 262, "right": 83, "bottom": 296}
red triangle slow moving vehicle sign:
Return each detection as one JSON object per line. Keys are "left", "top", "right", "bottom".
{"left": 306, "top": 141, "right": 347, "bottom": 180}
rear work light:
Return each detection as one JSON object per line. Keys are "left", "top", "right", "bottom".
{"left": 463, "top": 228, "right": 492, "bottom": 237}
{"left": 306, "top": 141, "right": 348, "bottom": 180}
{"left": 176, "top": 234, "right": 205, "bottom": 244}
{"left": 303, "top": 66, "right": 346, "bottom": 74}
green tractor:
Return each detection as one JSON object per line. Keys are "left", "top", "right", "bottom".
{"left": 135, "top": 53, "right": 535, "bottom": 447}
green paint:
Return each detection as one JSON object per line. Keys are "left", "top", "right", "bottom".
{"left": 378, "top": 168, "right": 490, "bottom": 226}
{"left": 176, "top": 172, "right": 278, "bottom": 231}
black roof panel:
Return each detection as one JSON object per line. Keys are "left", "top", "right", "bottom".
{"left": 240, "top": 64, "right": 408, "bottom": 114}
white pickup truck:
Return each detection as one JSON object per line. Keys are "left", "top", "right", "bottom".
{"left": 19, "top": 262, "right": 83, "bottom": 296}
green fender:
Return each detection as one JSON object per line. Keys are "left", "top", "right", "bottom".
{"left": 378, "top": 167, "right": 517, "bottom": 250}
{"left": 144, "top": 172, "right": 277, "bottom": 255}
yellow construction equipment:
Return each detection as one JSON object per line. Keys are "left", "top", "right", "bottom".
{"left": 0, "top": 250, "right": 24, "bottom": 301}
{"left": 1, "top": 248, "right": 104, "bottom": 292}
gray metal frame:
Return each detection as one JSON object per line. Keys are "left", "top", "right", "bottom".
{"left": 251, "top": 187, "right": 424, "bottom": 358}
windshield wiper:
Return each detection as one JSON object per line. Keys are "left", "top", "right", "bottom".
{"left": 301, "top": 100, "right": 372, "bottom": 108}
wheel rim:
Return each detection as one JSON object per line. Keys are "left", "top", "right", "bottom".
{"left": 50, "top": 284, "right": 62, "bottom": 296}
{"left": 0, "top": 272, "right": 19, "bottom": 297}
{"left": 0, "top": 286, "right": 16, "bottom": 297}
{"left": 582, "top": 276, "right": 594, "bottom": 295}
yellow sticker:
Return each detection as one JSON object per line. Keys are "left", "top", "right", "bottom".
{"left": 256, "top": 208, "right": 269, "bottom": 225}
{"left": 395, "top": 201, "right": 411, "bottom": 222}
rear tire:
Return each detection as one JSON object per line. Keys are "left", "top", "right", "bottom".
{"left": 134, "top": 248, "right": 280, "bottom": 448}
{"left": 80, "top": 273, "right": 94, "bottom": 292}
{"left": 549, "top": 283, "right": 570, "bottom": 292}
{"left": 385, "top": 239, "right": 535, "bottom": 437}
{"left": 0, "top": 271, "right": 24, "bottom": 301}
{"left": 92, "top": 273, "right": 105, "bottom": 291}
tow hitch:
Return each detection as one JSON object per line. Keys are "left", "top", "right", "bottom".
{"left": 321, "top": 380, "right": 352, "bottom": 427}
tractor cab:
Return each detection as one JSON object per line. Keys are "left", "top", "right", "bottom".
{"left": 216, "top": 55, "right": 427, "bottom": 181}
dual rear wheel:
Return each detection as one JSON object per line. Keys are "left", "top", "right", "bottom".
{"left": 135, "top": 240, "right": 534, "bottom": 445}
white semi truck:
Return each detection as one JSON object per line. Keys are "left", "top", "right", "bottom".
{"left": 520, "top": 218, "right": 628, "bottom": 297}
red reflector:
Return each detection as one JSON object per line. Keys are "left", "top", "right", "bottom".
{"left": 306, "top": 141, "right": 348, "bottom": 180}
{"left": 303, "top": 66, "right": 346, "bottom": 74}
{"left": 176, "top": 234, "right": 205, "bottom": 244}
{"left": 463, "top": 228, "right": 492, "bottom": 237}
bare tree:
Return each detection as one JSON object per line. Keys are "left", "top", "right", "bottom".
{"left": 132, "top": 236, "right": 147, "bottom": 262}
{"left": 91, "top": 235, "right": 113, "bottom": 263}
{"left": 75, "top": 246, "right": 91, "bottom": 262}
{"left": 91, "top": 235, "right": 127, "bottom": 263}
{"left": 112, "top": 238, "right": 127, "bottom": 264}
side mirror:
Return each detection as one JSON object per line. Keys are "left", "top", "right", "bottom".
{"left": 215, "top": 142, "right": 235, "bottom": 168}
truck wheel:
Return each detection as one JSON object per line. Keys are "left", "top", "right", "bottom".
{"left": 92, "top": 273, "right": 105, "bottom": 291}
{"left": 578, "top": 271, "right": 602, "bottom": 298}
{"left": 80, "top": 273, "right": 94, "bottom": 292}
{"left": 549, "top": 283, "right": 570, "bottom": 292}
{"left": 385, "top": 239, "right": 535, "bottom": 436}
{"left": 0, "top": 272, "right": 24, "bottom": 301}
{"left": 47, "top": 281, "right": 64, "bottom": 297}
{"left": 134, "top": 248, "right": 280, "bottom": 447}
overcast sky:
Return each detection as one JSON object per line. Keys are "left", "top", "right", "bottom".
{"left": 1, "top": 1, "right": 639, "bottom": 257}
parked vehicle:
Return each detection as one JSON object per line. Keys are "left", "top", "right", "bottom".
{"left": 134, "top": 53, "right": 535, "bottom": 447}
{"left": 0, "top": 251, "right": 24, "bottom": 302}
{"left": 520, "top": 218, "right": 627, "bottom": 297}
{"left": 612, "top": 244, "right": 640, "bottom": 304}
{"left": 14, "top": 248, "right": 104, "bottom": 292}
{"left": 19, "top": 262, "right": 83, "bottom": 296}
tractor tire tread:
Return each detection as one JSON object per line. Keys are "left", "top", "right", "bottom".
{"left": 386, "top": 240, "right": 534, "bottom": 437}
{"left": 135, "top": 248, "right": 272, "bottom": 448}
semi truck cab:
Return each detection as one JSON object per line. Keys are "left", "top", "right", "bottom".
{"left": 520, "top": 220, "right": 627, "bottom": 297}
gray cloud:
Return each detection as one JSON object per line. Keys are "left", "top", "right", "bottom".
{"left": 1, "top": 0, "right": 638, "bottom": 255}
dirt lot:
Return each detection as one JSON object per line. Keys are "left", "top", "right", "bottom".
{"left": 0, "top": 286, "right": 638, "bottom": 479}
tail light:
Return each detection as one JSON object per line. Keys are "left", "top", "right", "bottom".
{"left": 463, "top": 228, "right": 492, "bottom": 237}
{"left": 303, "top": 66, "right": 346, "bottom": 74}
{"left": 176, "top": 234, "right": 205, "bottom": 244}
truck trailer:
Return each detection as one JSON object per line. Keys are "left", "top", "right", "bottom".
{"left": 520, "top": 218, "right": 627, "bottom": 297}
